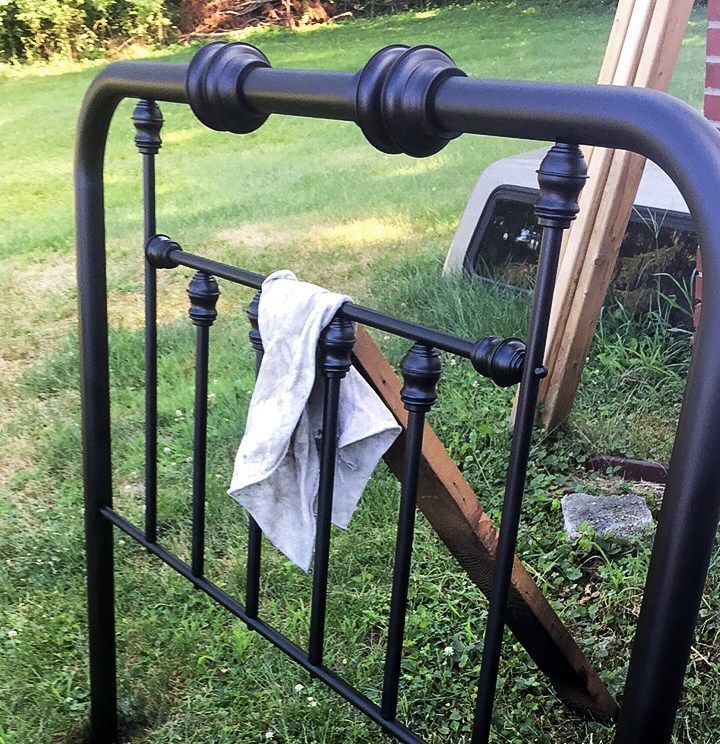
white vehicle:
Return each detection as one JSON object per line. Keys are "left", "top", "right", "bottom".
{"left": 444, "top": 149, "right": 697, "bottom": 326}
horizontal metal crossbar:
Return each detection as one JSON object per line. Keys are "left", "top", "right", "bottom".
{"left": 146, "top": 235, "right": 526, "bottom": 385}
{"left": 100, "top": 507, "right": 422, "bottom": 743}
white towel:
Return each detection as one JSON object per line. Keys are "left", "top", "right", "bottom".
{"left": 228, "top": 270, "right": 401, "bottom": 571}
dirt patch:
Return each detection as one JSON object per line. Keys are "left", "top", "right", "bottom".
{"left": 216, "top": 220, "right": 308, "bottom": 250}
{"left": 0, "top": 255, "right": 77, "bottom": 373}
{"left": 217, "top": 216, "right": 415, "bottom": 252}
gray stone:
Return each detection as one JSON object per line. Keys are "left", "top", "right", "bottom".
{"left": 561, "top": 492, "right": 654, "bottom": 540}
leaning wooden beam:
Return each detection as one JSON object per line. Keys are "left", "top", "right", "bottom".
{"left": 352, "top": 326, "right": 618, "bottom": 720}
{"left": 555, "top": 0, "right": 652, "bottom": 291}
{"left": 538, "top": 0, "right": 693, "bottom": 430}
{"left": 579, "top": 0, "right": 642, "bottom": 167}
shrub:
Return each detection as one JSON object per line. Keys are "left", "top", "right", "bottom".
{"left": 0, "top": 0, "right": 176, "bottom": 62}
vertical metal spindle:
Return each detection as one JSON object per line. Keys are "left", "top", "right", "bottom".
{"left": 245, "top": 291, "right": 263, "bottom": 619}
{"left": 133, "top": 99, "right": 163, "bottom": 543}
{"left": 308, "top": 315, "right": 356, "bottom": 667}
{"left": 381, "top": 344, "right": 441, "bottom": 721}
{"left": 471, "top": 143, "right": 587, "bottom": 744}
{"left": 187, "top": 272, "right": 220, "bottom": 578}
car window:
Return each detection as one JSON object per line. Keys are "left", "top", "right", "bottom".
{"left": 463, "top": 186, "right": 698, "bottom": 328}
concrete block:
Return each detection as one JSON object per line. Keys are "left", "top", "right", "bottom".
{"left": 561, "top": 492, "right": 653, "bottom": 540}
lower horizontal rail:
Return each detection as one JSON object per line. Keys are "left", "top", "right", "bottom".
{"left": 100, "top": 507, "right": 422, "bottom": 744}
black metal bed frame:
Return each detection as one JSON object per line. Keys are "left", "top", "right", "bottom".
{"left": 76, "top": 42, "right": 720, "bottom": 743}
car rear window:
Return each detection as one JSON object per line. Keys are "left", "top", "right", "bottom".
{"left": 463, "top": 186, "right": 698, "bottom": 328}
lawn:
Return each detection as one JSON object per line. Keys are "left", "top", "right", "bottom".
{"left": 0, "top": 2, "right": 714, "bottom": 742}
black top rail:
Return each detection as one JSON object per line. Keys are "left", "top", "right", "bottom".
{"left": 76, "top": 43, "right": 720, "bottom": 743}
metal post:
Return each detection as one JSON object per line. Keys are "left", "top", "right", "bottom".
{"left": 132, "top": 99, "right": 163, "bottom": 543}
{"left": 308, "top": 315, "right": 356, "bottom": 667}
{"left": 187, "top": 272, "right": 220, "bottom": 578}
{"left": 83, "top": 455, "right": 118, "bottom": 742}
{"left": 472, "top": 143, "right": 587, "bottom": 743}
{"left": 381, "top": 343, "right": 441, "bottom": 721}
{"left": 245, "top": 291, "right": 264, "bottom": 619}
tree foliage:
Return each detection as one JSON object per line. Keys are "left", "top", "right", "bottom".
{"left": 0, "top": 0, "right": 705, "bottom": 64}
{"left": 0, "top": 0, "right": 178, "bottom": 62}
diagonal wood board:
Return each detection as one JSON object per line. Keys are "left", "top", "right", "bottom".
{"left": 352, "top": 326, "right": 617, "bottom": 720}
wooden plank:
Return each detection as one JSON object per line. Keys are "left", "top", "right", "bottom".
{"left": 352, "top": 326, "right": 618, "bottom": 720}
{"left": 542, "top": 151, "right": 647, "bottom": 427}
{"left": 539, "top": 0, "right": 692, "bottom": 429}
{"left": 597, "top": 0, "right": 638, "bottom": 84}
{"left": 580, "top": 0, "right": 638, "bottom": 164}
{"left": 613, "top": 0, "right": 656, "bottom": 84}
{"left": 519, "top": 0, "right": 644, "bottom": 427}
{"left": 634, "top": 0, "right": 691, "bottom": 89}
{"left": 546, "top": 0, "right": 652, "bottom": 376}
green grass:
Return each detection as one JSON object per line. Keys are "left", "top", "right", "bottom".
{"left": 0, "top": 3, "right": 714, "bottom": 742}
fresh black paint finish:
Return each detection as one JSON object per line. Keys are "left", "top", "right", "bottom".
{"left": 245, "top": 291, "right": 264, "bottom": 621}
{"left": 187, "top": 271, "right": 220, "bottom": 578}
{"left": 472, "top": 142, "right": 587, "bottom": 743}
{"left": 132, "top": 98, "right": 162, "bottom": 544}
{"left": 308, "top": 316, "right": 356, "bottom": 667}
{"left": 381, "top": 343, "right": 441, "bottom": 721}
{"left": 75, "top": 40, "right": 720, "bottom": 743}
